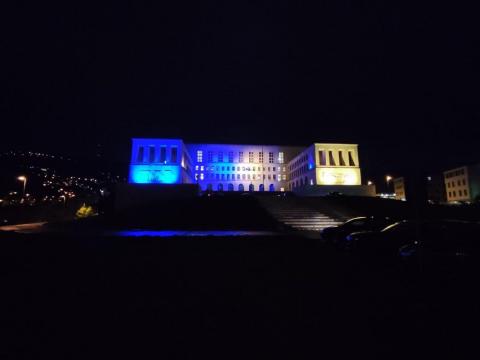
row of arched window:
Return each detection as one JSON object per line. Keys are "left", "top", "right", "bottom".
{"left": 205, "top": 183, "right": 275, "bottom": 192}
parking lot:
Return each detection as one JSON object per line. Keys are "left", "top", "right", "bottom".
{"left": 2, "top": 229, "right": 480, "bottom": 359}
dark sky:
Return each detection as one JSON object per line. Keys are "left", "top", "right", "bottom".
{"left": 1, "top": 1, "right": 479, "bottom": 179}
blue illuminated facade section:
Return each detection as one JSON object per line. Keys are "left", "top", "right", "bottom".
{"left": 129, "top": 138, "right": 193, "bottom": 185}
{"left": 129, "top": 164, "right": 181, "bottom": 184}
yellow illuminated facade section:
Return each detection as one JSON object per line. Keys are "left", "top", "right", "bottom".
{"left": 316, "top": 168, "right": 361, "bottom": 185}
{"left": 314, "top": 143, "right": 361, "bottom": 186}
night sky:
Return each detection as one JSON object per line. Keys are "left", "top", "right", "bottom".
{"left": 1, "top": 2, "right": 479, "bottom": 180}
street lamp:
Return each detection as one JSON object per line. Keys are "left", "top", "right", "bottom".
{"left": 17, "top": 176, "right": 27, "bottom": 198}
{"left": 367, "top": 180, "right": 373, "bottom": 186}
{"left": 385, "top": 175, "right": 393, "bottom": 192}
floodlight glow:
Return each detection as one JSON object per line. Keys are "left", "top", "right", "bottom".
{"left": 129, "top": 165, "right": 181, "bottom": 184}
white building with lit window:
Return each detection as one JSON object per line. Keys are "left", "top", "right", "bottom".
{"left": 129, "top": 139, "right": 368, "bottom": 194}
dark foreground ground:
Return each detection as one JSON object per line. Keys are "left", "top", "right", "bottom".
{"left": 2, "top": 232, "right": 480, "bottom": 359}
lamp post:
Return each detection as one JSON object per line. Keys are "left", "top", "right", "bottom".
{"left": 385, "top": 175, "right": 393, "bottom": 192}
{"left": 17, "top": 176, "right": 27, "bottom": 198}
{"left": 367, "top": 180, "right": 373, "bottom": 186}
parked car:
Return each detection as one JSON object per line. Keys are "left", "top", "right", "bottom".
{"left": 399, "top": 220, "right": 480, "bottom": 276}
{"left": 342, "top": 220, "right": 430, "bottom": 255}
{"left": 321, "top": 216, "right": 395, "bottom": 246}
{"left": 344, "top": 219, "right": 480, "bottom": 257}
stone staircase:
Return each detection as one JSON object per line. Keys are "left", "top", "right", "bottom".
{"left": 257, "top": 196, "right": 343, "bottom": 232}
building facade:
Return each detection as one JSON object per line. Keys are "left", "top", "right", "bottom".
{"left": 444, "top": 165, "right": 480, "bottom": 203}
{"left": 393, "top": 177, "right": 406, "bottom": 201}
{"left": 129, "top": 138, "right": 362, "bottom": 192}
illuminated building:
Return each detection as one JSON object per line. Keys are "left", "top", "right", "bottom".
{"left": 444, "top": 164, "right": 480, "bottom": 203}
{"left": 393, "top": 177, "right": 406, "bottom": 201}
{"left": 129, "top": 139, "right": 365, "bottom": 193}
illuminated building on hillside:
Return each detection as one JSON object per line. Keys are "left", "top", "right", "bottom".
{"left": 129, "top": 138, "right": 363, "bottom": 192}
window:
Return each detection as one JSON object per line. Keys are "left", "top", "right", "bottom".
{"left": 328, "top": 151, "right": 336, "bottom": 166}
{"left": 228, "top": 151, "right": 234, "bottom": 163}
{"left": 237, "top": 174, "right": 240, "bottom": 180}
{"left": 458, "top": 180, "right": 461, "bottom": 186}
{"left": 238, "top": 184, "right": 244, "bottom": 192}
{"left": 318, "top": 151, "right": 326, "bottom": 166}
{"left": 218, "top": 152, "right": 223, "bottom": 163}
{"left": 464, "top": 189, "right": 468, "bottom": 196}
{"left": 228, "top": 183, "right": 234, "bottom": 191}
{"left": 453, "top": 191, "right": 456, "bottom": 197}
{"left": 208, "top": 151, "right": 213, "bottom": 162}
{"left": 159, "top": 147, "right": 166, "bottom": 163}
{"left": 279, "top": 152, "right": 284, "bottom": 164}
{"left": 242, "top": 174, "right": 246, "bottom": 180}
{"left": 136, "top": 146, "right": 145, "bottom": 162}
{"left": 259, "top": 152, "right": 264, "bottom": 163}
{"left": 249, "top": 152, "right": 254, "bottom": 163}
{"left": 269, "top": 152, "right": 274, "bottom": 163}
{"left": 171, "top": 147, "right": 178, "bottom": 163}
{"left": 338, "top": 151, "right": 346, "bottom": 166}
{"left": 148, "top": 146, "right": 155, "bottom": 163}
{"left": 197, "top": 150, "right": 203, "bottom": 163}
{"left": 463, "top": 179, "right": 466, "bottom": 185}
{"left": 273, "top": 167, "right": 276, "bottom": 172}
{"left": 218, "top": 183, "right": 223, "bottom": 191}
{"left": 200, "top": 173, "right": 204, "bottom": 180}
{"left": 222, "top": 166, "right": 225, "bottom": 171}
{"left": 239, "top": 152, "right": 244, "bottom": 163}
{"left": 348, "top": 151, "right": 356, "bottom": 166}
{"left": 273, "top": 174, "right": 276, "bottom": 180}
{"left": 216, "top": 174, "right": 219, "bottom": 180}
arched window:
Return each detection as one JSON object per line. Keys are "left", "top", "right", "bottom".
{"left": 259, "top": 184, "right": 265, "bottom": 192}
{"left": 249, "top": 184, "right": 254, "bottom": 192}
{"left": 228, "top": 183, "right": 234, "bottom": 191}
{"left": 238, "top": 184, "right": 244, "bottom": 192}
{"left": 206, "top": 184, "right": 213, "bottom": 191}
{"left": 217, "top": 183, "right": 223, "bottom": 191}
{"left": 269, "top": 184, "right": 275, "bottom": 192}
